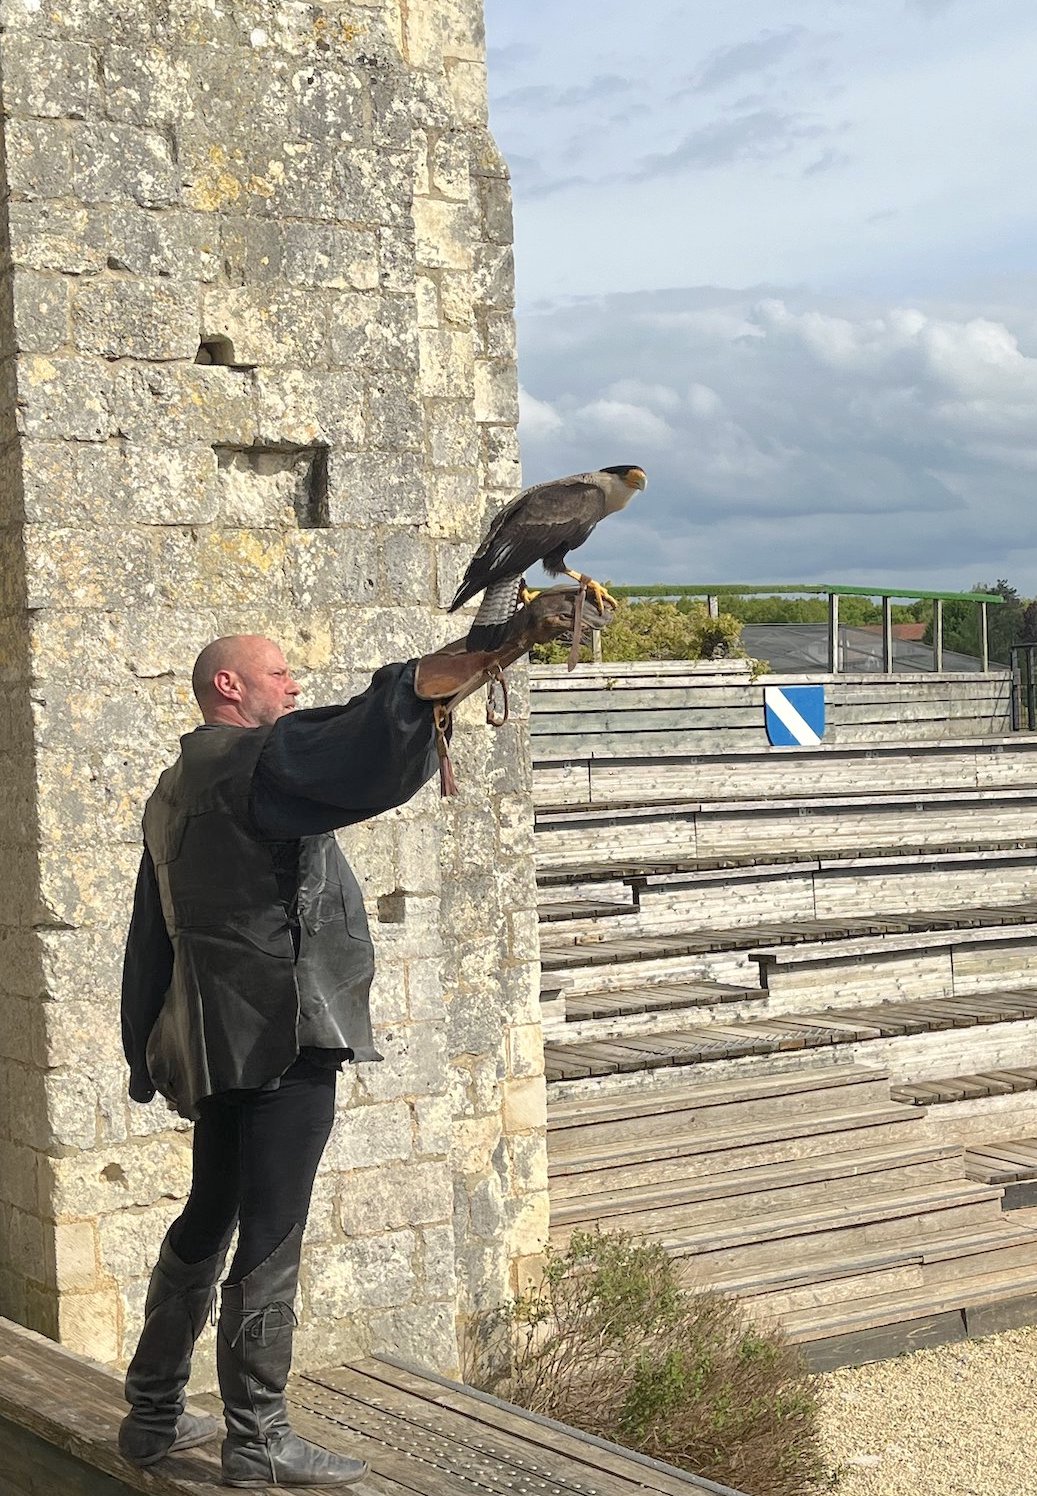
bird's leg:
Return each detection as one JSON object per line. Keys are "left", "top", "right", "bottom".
{"left": 519, "top": 576, "right": 541, "bottom": 605}
{"left": 563, "top": 569, "right": 617, "bottom": 614}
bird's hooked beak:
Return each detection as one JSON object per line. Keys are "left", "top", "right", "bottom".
{"left": 626, "top": 467, "right": 648, "bottom": 492}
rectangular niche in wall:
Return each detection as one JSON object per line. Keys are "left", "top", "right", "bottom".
{"left": 213, "top": 444, "right": 330, "bottom": 528}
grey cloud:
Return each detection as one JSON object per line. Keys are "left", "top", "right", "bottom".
{"left": 512, "top": 286, "right": 1037, "bottom": 589}
{"left": 803, "top": 147, "right": 852, "bottom": 177}
{"left": 494, "top": 74, "right": 634, "bottom": 113}
{"left": 682, "top": 27, "right": 809, "bottom": 95}
{"left": 628, "top": 109, "right": 828, "bottom": 179}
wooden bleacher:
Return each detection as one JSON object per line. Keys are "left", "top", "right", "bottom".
{"left": 0, "top": 1317, "right": 743, "bottom": 1496}
{"left": 531, "top": 722, "right": 1037, "bottom": 1369}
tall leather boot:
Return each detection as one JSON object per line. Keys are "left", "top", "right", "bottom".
{"left": 217, "top": 1224, "right": 368, "bottom": 1488}
{"left": 118, "top": 1230, "right": 230, "bottom": 1467}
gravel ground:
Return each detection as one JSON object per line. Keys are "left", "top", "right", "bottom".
{"left": 819, "top": 1324, "right": 1037, "bottom": 1495}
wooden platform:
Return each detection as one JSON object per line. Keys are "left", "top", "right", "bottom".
{"left": 0, "top": 1317, "right": 742, "bottom": 1496}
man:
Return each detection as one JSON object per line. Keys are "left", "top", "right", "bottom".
{"left": 117, "top": 594, "right": 586, "bottom": 1488}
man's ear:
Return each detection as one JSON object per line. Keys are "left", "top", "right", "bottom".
{"left": 213, "top": 668, "right": 243, "bottom": 702}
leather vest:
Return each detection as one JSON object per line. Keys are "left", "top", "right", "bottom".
{"left": 142, "top": 725, "right": 380, "bottom": 1119}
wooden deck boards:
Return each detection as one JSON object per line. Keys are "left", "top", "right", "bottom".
{"left": 544, "top": 989, "right": 1037, "bottom": 1082}
{"left": 0, "top": 1320, "right": 741, "bottom": 1496}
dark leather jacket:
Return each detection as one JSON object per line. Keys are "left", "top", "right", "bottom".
{"left": 142, "top": 724, "right": 381, "bottom": 1119}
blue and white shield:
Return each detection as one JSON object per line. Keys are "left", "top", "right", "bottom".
{"left": 764, "top": 685, "right": 826, "bottom": 747}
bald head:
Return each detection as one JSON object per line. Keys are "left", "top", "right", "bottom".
{"left": 192, "top": 635, "right": 300, "bottom": 727}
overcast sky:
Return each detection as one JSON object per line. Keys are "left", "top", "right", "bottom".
{"left": 483, "top": 1, "right": 1037, "bottom": 593}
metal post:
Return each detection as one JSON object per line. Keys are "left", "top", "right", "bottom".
{"left": 707, "top": 594, "right": 719, "bottom": 619}
{"left": 1028, "top": 647, "right": 1037, "bottom": 730}
{"left": 591, "top": 627, "right": 603, "bottom": 664}
{"left": 980, "top": 602, "right": 989, "bottom": 671}
{"left": 881, "top": 595, "right": 893, "bottom": 673}
{"left": 827, "top": 591, "right": 840, "bottom": 673}
{"left": 933, "top": 598, "right": 943, "bottom": 672}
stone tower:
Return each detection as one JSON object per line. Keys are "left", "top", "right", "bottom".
{"left": 0, "top": 0, "right": 546, "bottom": 1377}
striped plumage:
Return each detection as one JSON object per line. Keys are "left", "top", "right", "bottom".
{"left": 450, "top": 465, "right": 647, "bottom": 650}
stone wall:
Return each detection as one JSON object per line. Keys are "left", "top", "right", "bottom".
{"left": 0, "top": 0, "right": 547, "bottom": 1378}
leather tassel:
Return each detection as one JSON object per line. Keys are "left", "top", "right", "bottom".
{"left": 567, "top": 580, "right": 587, "bottom": 672}
{"left": 434, "top": 704, "right": 459, "bottom": 797}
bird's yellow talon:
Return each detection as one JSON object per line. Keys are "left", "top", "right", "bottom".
{"left": 519, "top": 586, "right": 541, "bottom": 605}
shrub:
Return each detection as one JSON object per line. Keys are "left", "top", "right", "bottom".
{"left": 464, "top": 1231, "right": 836, "bottom": 1496}
{"left": 530, "top": 597, "right": 766, "bottom": 675}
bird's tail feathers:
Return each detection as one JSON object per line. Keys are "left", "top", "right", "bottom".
{"left": 463, "top": 576, "right": 522, "bottom": 651}
{"left": 465, "top": 620, "right": 513, "bottom": 651}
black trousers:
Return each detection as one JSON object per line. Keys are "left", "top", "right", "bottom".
{"left": 169, "top": 1056, "right": 337, "bottom": 1283}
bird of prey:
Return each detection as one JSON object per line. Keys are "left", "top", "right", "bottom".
{"left": 449, "top": 465, "right": 648, "bottom": 651}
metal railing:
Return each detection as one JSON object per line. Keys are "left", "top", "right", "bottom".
{"left": 609, "top": 583, "right": 1004, "bottom": 673}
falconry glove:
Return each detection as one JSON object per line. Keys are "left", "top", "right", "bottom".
{"left": 415, "top": 587, "right": 611, "bottom": 796}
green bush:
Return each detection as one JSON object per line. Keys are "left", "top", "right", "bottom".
{"left": 530, "top": 597, "right": 765, "bottom": 675}
{"left": 464, "top": 1231, "right": 836, "bottom": 1496}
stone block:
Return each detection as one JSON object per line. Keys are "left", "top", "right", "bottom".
{"left": 201, "top": 286, "right": 331, "bottom": 367}
{"left": 101, "top": 44, "right": 194, "bottom": 126}
{"left": 307, "top": 1230, "right": 417, "bottom": 1314}
{"left": 3, "top": 118, "right": 74, "bottom": 199}
{"left": 478, "top": 172, "right": 514, "bottom": 246}
{"left": 293, "top": 67, "right": 369, "bottom": 144}
{"left": 338, "top": 1160, "right": 452, "bottom": 1235}
{"left": 0, "top": 1139, "right": 39, "bottom": 1214}
{"left": 281, "top": 221, "right": 379, "bottom": 290}
{"left": 334, "top": 147, "right": 413, "bottom": 228}
{"left": 58, "top": 1287, "right": 121, "bottom": 1362}
{"left": 472, "top": 244, "right": 515, "bottom": 310}
{"left": 379, "top": 221, "right": 418, "bottom": 291}
{"left": 16, "top": 356, "right": 112, "bottom": 442}
{"left": 45, "top": 1135, "right": 193, "bottom": 1222}
{"left": 416, "top": 1222, "right": 456, "bottom": 1299}
{"left": 6, "top": 202, "right": 107, "bottom": 275}
{"left": 72, "top": 121, "right": 179, "bottom": 208}
{"left": 285, "top": 529, "right": 379, "bottom": 609}
{"left": 23, "top": 525, "right": 153, "bottom": 610}
{"left": 368, "top": 1302, "right": 458, "bottom": 1373}
{"left": 430, "top": 132, "right": 470, "bottom": 201}
{"left": 438, "top": 270, "right": 474, "bottom": 327}
{"left": 378, "top": 531, "right": 434, "bottom": 602}
{"left": 0, "top": 33, "right": 94, "bottom": 118}
{"left": 47, "top": 1219, "right": 101, "bottom": 1292}
{"left": 5, "top": 1205, "right": 45, "bottom": 1282}
{"left": 357, "top": 1021, "right": 448, "bottom": 1104}
{"left": 445, "top": 58, "right": 488, "bottom": 127}
{"left": 97, "top": 1204, "right": 181, "bottom": 1283}
{"left": 366, "top": 378, "right": 423, "bottom": 453}
{"left": 323, "top": 1100, "right": 412, "bottom": 1173}
{"left": 418, "top": 329, "right": 474, "bottom": 398}
{"left": 481, "top": 422, "right": 521, "bottom": 490}
{"left": 104, "top": 206, "right": 223, "bottom": 282}
{"left": 426, "top": 399, "right": 479, "bottom": 469}
{"left": 111, "top": 363, "right": 256, "bottom": 445}
{"left": 220, "top": 215, "right": 283, "bottom": 285}
{"left": 474, "top": 359, "right": 518, "bottom": 424}
{"left": 10, "top": 275, "right": 71, "bottom": 355}
{"left": 502, "top": 1076, "right": 546, "bottom": 1135}
{"left": 327, "top": 451, "right": 426, "bottom": 527}
{"left": 506, "top": 1024, "right": 544, "bottom": 1080}
{"left": 477, "top": 310, "right": 516, "bottom": 362}
{"left": 366, "top": 959, "right": 409, "bottom": 1027}
{"left": 72, "top": 276, "right": 201, "bottom": 360}
{"left": 328, "top": 292, "right": 418, "bottom": 371}
{"left": 253, "top": 369, "right": 365, "bottom": 450}
{"left": 451, "top": 1114, "right": 499, "bottom": 1177}
{"left": 411, "top": 1094, "right": 452, "bottom": 1158}
{"left": 413, "top": 197, "right": 473, "bottom": 271}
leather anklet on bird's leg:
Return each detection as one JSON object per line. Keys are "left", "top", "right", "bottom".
{"left": 567, "top": 579, "right": 587, "bottom": 672}
{"left": 485, "top": 662, "right": 508, "bottom": 727}
{"left": 433, "top": 703, "right": 458, "bottom": 797}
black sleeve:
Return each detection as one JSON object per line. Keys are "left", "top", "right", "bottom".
{"left": 250, "top": 660, "right": 441, "bottom": 838}
{"left": 120, "top": 848, "right": 174, "bottom": 1104}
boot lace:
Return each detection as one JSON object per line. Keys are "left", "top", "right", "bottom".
{"left": 230, "top": 1301, "right": 298, "bottom": 1348}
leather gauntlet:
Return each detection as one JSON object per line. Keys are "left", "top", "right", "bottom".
{"left": 414, "top": 587, "right": 611, "bottom": 796}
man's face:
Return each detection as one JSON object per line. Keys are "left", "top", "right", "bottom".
{"left": 218, "top": 640, "right": 301, "bottom": 726}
